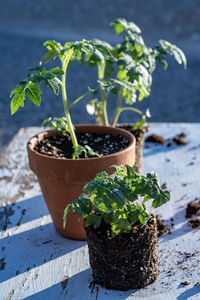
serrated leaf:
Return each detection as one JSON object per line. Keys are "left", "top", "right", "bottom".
{"left": 84, "top": 214, "right": 102, "bottom": 229}
{"left": 45, "top": 78, "right": 59, "bottom": 95}
{"left": 112, "top": 218, "right": 131, "bottom": 234}
{"left": 10, "top": 86, "right": 25, "bottom": 115}
{"left": 129, "top": 209, "right": 140, "bottom": 224}
{"left": 111, "top": 18, "right": 141, "bottom": 35}
{"left": 63, "top": 204, "right": 72, "bottom": 227}
{"left": 126, "top": 165, "right": 136, "bottom": 177}
{"left": 41, "top": 40, "right": 62, "bottom": 64}
{"left": 26, "top": 83, "right": 42, "bottom": 106}
{"left": 78, "top": 194, "right": 92, "bottom": 215}
{"left": 27, "top": 66, "right": 44, "bottom": 73}
{"left": 49, "top": 67, "right": 64, "bottom": 76}
{"left": 105, "top": 189, "right": 125, "bottom": 207}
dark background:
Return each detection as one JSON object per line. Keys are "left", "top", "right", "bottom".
{"left": 0, "top": 0, "right": 200, "bottom": 147}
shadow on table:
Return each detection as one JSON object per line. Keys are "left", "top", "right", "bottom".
{"left": 0, "top": 195, "right": 86, "bottom": 283}
{"left": 177, "top": 284, "right": 200, "bottom": 300}
{"left": 0, "top": 195, "right": 49, "bottom": 231}
{"left": 159, "top": 207, "right": 192, "bottom": 243}
{"left": 23, "top": 268, "right": 138, "bottom": 300}
{"left": 143, "top": 143, "right": 188, "bottom": 158}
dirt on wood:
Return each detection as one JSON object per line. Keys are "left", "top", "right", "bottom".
{"left": 145, "top": 134, "right": 165, "bottom": 144}
{"left": 156, "top": 215, "right": 171, "bottom": 237}
{"left": 185, "top": 198, "right": 200, "bottom": 218}
{"left": 188, "top": 218, "right": 200, "bottom": 229}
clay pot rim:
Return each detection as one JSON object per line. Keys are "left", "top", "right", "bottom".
{"left": 27, "top": 124, "right": 136, "bottom": 162}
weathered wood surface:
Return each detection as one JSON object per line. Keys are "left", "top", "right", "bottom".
{"left": 0, "top": 123, "right": 200, "bottom": 300}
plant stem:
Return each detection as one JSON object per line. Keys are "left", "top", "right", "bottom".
{"left": 111, "top": 87, "right": 123, "bottom": 127}
{"left": 61, "top": 53, "right": 78, "bottom": 149}
{"left": 119, "top": 107, "right": 143, "bottom": 115}
{"left": 98, "top": 63, "right": 109, "bottom": 126}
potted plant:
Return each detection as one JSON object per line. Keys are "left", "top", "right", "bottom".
{"left": 85, "top": 18, "right": 187, "bottom": 174}
{"left": 10, "top": 39, "right": 136, "bottom": 240}
{"left": 64, "top": 164, "right": 170, "bottom": 290}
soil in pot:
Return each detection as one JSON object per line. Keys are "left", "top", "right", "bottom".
{"left": 118, "top": 124, "right": 147, "bottom": 174}
{"left": 86, "top": 216, "right": 159, "bottom": 290}
{"left": 34, "top": 132, "right": 129, "bottom": 158}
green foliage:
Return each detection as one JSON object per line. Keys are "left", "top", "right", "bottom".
{"left": 10, "top": 39, "right": 113, "bottom": 158}
{"left": 85, "top": 18, "right": 187, "bottom": 129}
{"left": 72, "top": 145, "right": 101, "bottom": 159}
{"left": 10, "top": 82, "right": 42, "bottom": 115}
{"left": 63, "top": 165, "right": 170, "bottom": 235}
{"left": 41, "top": 117, "right": 70, "bottom": 133}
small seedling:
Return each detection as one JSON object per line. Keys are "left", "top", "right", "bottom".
{"left": 63, "top": 165, "right": 170, "bottom": 235}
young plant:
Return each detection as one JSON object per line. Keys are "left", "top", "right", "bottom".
{"left": 63, "top": 165, "right": 170, "bottom": 235}
{"left": 10, "top": 39, "right": 112, "bottom": 158}
{"left": 86, "top": 18, "right": 187, "bottom": 129}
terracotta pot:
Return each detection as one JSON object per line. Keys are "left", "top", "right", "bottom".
{"left": 118, "top": 124, "right": 148, "bottom": 174}
{"left": 27, "top": 125, "right": 136, "bottom": 240}
{"left": 86, "top": 216, "right": 159, "bottom": 290}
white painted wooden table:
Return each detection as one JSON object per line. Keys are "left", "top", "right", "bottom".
{"left": 0, "top": 123, "right": 200, "bottom": 300}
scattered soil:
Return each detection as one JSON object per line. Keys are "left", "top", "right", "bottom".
{"left": 170, "top": 132, "right": 188, "bottom": 146}
{"left": 86, "top": 217, "right": 159, "bottom": 290}
{"left": 145, "top": 134, "right": 165, "bottom": 144}
{"left": 61, "top": 276, "right": 69, "bottom": 290}
{"left": 185, "top": 198, "right": 200, "bottom": 218}
{"left": 173, "top": 136, "right": 188, "bottom": 146}
{"left": 180, "top": 281, "right": 190, "bottom": 286}
{"left": 161, "top": 183, "right": 167, "bottom": 189}
{"left": 188, "top": 218, "right": 200, "bottom": 229}
{"left": 34, "top": 132, "right": 129, "bottom": 159}
{"left": 156, "top": 215, "right": 171, "bottom": 237}
{"left": 145, "top": 131, "right": 188, "bottom": 147}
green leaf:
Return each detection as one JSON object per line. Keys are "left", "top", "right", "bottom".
{"left": 72, "top": 145, "right": 87, "bottom": 159}
{"left": 78, "top": 194, "right": 92, "bottom": 215}
{"left": 133, "top": 116, "right": 146, "bottom": 130}
{"left": 112, "top": 218, "right": 131, "bottom": 235}
{"left": 41, "top": 117, "right": 69, "bottom": 133}
{"left": 152, "top": 190, "right": 170, "bottom": 208}
{"left": 26, "top": 83, "right": 42, "bottom": 106}
{"left": 63, "top": 204, "right": 72, "bottom": 228}
{"left": 126, "top": 165, "right": 136, "bottom": 177}
{"left": 49, "top": 67, "right": 64, "bottom": 76}
{"left": 129, "top": 209, "right": 140, "bottom": 224}
{"left": 84, "top": 145, "right": 101, "bottom": 157}
{"left": 84, "top": 214, "right": 102, "bottom": 229}
{"left": 158, "top": 40, "right": 187, "bottom": 69}
{"left": 41, "top": 40, "right": 62, "bottom": 64}
{"left": 111, "top": 18, "right": 141, "bottom": 35}
{"left": 27, "top": 66, "right": 44, "bottom": 73}
{"left": 44, "top": 78, "right": 59, "bottom": 95}
{"left": 104, "top": 59, "right": 114, "bottom": 79}
{"left": 10, "top": 86, "right": 26, "bottom": 115}
{"left": 105, "top": 189, "right": 125, "bottom": 207}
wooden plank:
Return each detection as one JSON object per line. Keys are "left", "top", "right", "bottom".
{"left": 0, "top": 123, "right": 200, "bottom": 299}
